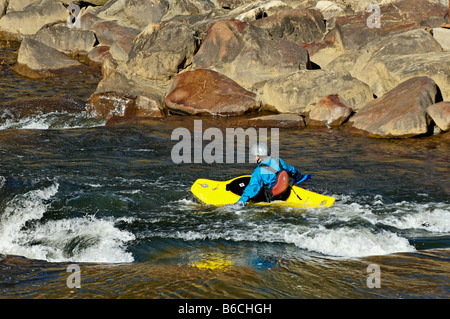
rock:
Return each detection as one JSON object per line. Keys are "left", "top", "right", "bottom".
{"left": 237, "top": 113, "right": 306, "bottom": 128}
{"left": 126, "top": 21, "right": 199, "bottom": 81}
{"left": 250, "top": 8, "right": 326, "bottom": 44}
{"left": 433, "top": 27, "right": 450, "bottom": 50}
{"left": 427, "top": 101, "right": 450, "bottom": 131}
{"left": 13, "top": 37, "right": 93, "bottom": 78}
{"left": 165, "top": 68, "right": 260, "bottom": 116}
{"left": 80, "top": 0, "right": 109, "bottom": 5}
{"left": 86, "top": 92, "right": 166, "bottom": 119}
{"left": 314, "top": 1, "right": 351, "bottom": 21}
{"left": 324, "top": 0, "right": 448, "bottom": 51}
{"left": 217, "top": 0, "right": 257, "bottom": 10}
{"left": 86, "top": 45, "right": 112, "bottom": 66}
{"left": 86, "top": 57, "right": 167, "bottom": 119}
{"left": 161, "top": 0, "right": 218, "bottom": 22}
{"left": 124, "top": 0, "right": 169, "bottom": 28}
{"left": 0, "top": 0, "right": 7, "bottom": 20}
{"left": 366, "top": 51, "right": 450, "bottom": 101}
{"left": 327, "top": 28, "right": 450, "bottom": 99}
{"left": 0, "top": 96, "right": 84, "bottom": 126}
{"left": 226, "top": 0, "right": 291, "bottom": 22}
{"left": 307, "top": 94, "right": 353, "bottom": 127}
{"left": 86, "top": 92, "right": 133, "bottom": 118}
{"left": 80, "top": 12, "right": 140, "bottom": 62}
{"left": 301, "top": 40, "right": 344, "bottom": 69}
{"left": 349, "top": 77, "right": 439, "bottom": 138}
{"left": 193, "top": 19, "right": 310, "bottom": 88}
{"left": 0, "top": 0, "right": 67, "bottom": 39}
{"left": 257, "top": 69, "right": 373, "bottom": 114}
{"left": 33, "top": 23, "right": 97, "bottom": 56}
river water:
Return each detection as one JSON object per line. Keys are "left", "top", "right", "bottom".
{"left": 0, "top": 47, "right": 449, "bottom": 300}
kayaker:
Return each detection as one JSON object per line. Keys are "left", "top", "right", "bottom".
{"left": 234, "top": 143, "right": 312, "bottom": 207}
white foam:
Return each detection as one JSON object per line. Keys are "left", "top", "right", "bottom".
{"left": 165, "top": 221, "right": 416, "bottom": 258}
{"left": 381, "top": 205, "right": 450, "bottom": 233}
{"left": 0, "top": 111, "right": 106, "bottom": 130}
{"left": 285, "top": 226, "right": 416, "bottom": 257}
{"left": 0, "top": 182, "right": 135, "bottom": 263}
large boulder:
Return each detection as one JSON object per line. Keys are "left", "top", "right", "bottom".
{"left": 0, "top": 0, "right": 67, "bottom": 39}
{"left": 126, "top": 21, "right": 199, "bottom": 81}
{"left": 86, "top": 57, "right": 167, "bottom": 119}
{"left": 349, "top": 77, "right": 439, "bottom": 138}
{"left": 367, "top": 51, "right": 450, "bottom": 101}
{"left": 165, "top": 68, "right": 260, "bottom": 116}
{"left": 224, "top": 0, "right": 291, "bottom": 22}
{"left": 13, "top": 37, "right": 93, "bottom": 78}
{"left": 427, "top": 101, "right": 450, "bottom": 132}
{"left": 324, "top": 0, "right": 448, "bottom": 51}
{"left": 80, "top": 12, "right": 140, "bottom": 62}
{"left": 328, "top": 28, "right": 450, "bottom": 100}
{"left": 314, "top": 1, "right": 352, "bottom": 21}
{"left": 33, "top": 23, "right": 97, "bottom": 56}
{"left": 124, "top": 0, "right": 170, "bottom": 29}
{"left": 257, "top": 69, "right": 373, "bottom": 114}
{"left": 250, "top": 8, "right": 326, "bottom": 44}
{"left": 193, "top": 19, "right": 310, "bottom": 88}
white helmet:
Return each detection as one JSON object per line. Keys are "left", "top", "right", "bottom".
{"left": 251, "top": 143, "right": 268, "bottom": 157}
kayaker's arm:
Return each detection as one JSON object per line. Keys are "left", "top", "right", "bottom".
{"left": 237, "top": 167, "right": 263, "bottom": 204}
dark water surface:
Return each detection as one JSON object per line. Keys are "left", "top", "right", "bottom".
{"left": 0, "top": 48, "right": 449, "bottom": 299}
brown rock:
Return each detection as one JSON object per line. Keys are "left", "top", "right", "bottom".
{"left": 86, "top": 46, "right": 112, "bottom": 67}
{"left": 349, "top": 77, "right": 439, "bottom": 138}
{"left": 237, "top": 113, "right": 306, "bottom": 128}
{"left": 307, "top": 94, "right": 353, "bottom": 127}
{"left": 192, "top": 19, "right": 310, "bottom": 88}
{"left": 165, "top": 69, "right": 260, "bottom": 116}
{"left": 324, "top": 0, "right": 448, "bottom": 50}
{"left": 86, "top": 92, "right": 165, "bottom": 119}
{"left": 80, "top": 13, "right": 140, "bottom": 62}
{"left": 427, "top": 101, "right": 450, "bottom": 132}
{"left": 0, "top": 96, "right": 84, "bottom": 127}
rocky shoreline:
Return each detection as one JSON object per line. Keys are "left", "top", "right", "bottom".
{"left": 1, "top": 0, "right": 449, "bottom": 138}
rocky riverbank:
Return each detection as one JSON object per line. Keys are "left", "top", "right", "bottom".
{"left": 1, "top": 0, "right": 449, "bottom": 138}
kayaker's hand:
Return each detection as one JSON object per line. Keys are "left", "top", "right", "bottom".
{"left": 232, "top": 200, "right": 246, "bottom": 208}
{"left": 294, "top": 173, "right": 313, "bottom": 184}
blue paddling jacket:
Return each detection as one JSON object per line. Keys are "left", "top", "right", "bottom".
{"left": 238, "top": 157, "right": 301, "bottom": 204}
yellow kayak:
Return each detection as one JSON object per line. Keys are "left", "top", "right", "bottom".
{"left": 191, "top": 175, "right": 335, "bottom": 209}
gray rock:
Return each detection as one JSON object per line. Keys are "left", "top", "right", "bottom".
{"left": 427, "top": 101, "right": 450, "bottom": 131}
{"left": 13, "top": 37, "right": 86, "bottom": 78}
{"left": 33, "top": 23, "right": 97, "bottom": 55}
{"left": 258, "top": 69, "right": 373, "bottom": 114}
{"left": 127, "top": 21, "right": 199, "bottom": 81}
